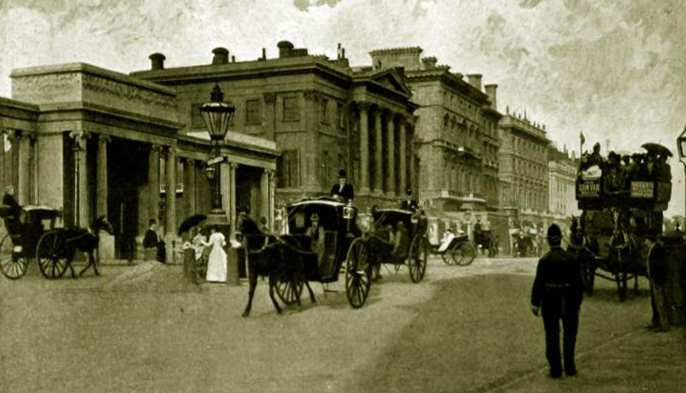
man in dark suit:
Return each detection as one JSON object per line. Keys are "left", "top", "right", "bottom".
{"left": 400, "top": 188, "right": 418, "bottom": 211}
{"left": 330, "top": 169, "right": 354, "bottom": 202}
{"left": 531, "top": 224, "right": 584, "bottom": 379}
{"left": 143, "top": 219, "right": 165, "bottom": 263}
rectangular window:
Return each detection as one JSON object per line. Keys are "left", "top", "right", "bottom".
{"left": 245, "top": 99, "right": 261, "bottom": 124}
{"left": 337, "top": 103, "right": 345, "bottom": 128}
{"left": 277, "top": 149, "right": 299, "bottom": 188}
{"left": 283, "top": 96, "right": 299, "bottom": 121}
{"left": 320, "top": 98, "right": 329, "bottom": 124}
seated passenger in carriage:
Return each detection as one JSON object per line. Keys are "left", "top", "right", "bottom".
{"left": 305, "top": 213, "right": 326, "bottom": 268}
{"left": 438, "top": 228, "right": 456, "bottom": 253}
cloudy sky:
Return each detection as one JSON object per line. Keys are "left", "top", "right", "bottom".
{"left": 1, "top": 0, "right": 685, "bottom": 213}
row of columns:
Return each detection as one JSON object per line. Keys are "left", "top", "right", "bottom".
{"left": 357, "top": 103, "right": 409, "bottom": 196}
{"left": 1, "top": 130, "right": 35, "bottom": 206}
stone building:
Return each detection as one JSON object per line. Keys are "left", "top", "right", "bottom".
{"left": 548, "top": 146, "right": 580, "bottom": 220}
{"left": 131, "top": 42, "right": 419, "bottom": 214}
{"left": 497, "top": 110, "right": 551, "bottom": 226}
{"left": 365, "top": 47, "right": 503, "bottom": 244}
{"left": 0, "top": 63, "right": 278, "bottom": 261}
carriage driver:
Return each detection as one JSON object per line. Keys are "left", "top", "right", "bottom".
{"left": 330, "top": 169, "right": 354, "bottom": 203}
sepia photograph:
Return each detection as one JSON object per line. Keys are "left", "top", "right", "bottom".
{"left": 0, "top": 0, "right": 685, "bottom": 392}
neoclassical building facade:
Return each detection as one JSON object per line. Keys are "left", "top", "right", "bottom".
{"left": 131, "top": 42, "right": 419, "bottom": 211}
{"left": 0, "top": 63, "right": 278, "bottom": 261}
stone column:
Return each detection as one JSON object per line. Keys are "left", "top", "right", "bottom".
{"left": 184, "top": 159, "right": 196, "bottom": 216}
{"left": 358, "top": 103, "right": 370, "bottom": 194}
{"left": 373, "top": 107, "right": 383, "bottom": 194}
{"left": 260, "top": 168, "right": 270, "bottom": 226}
{"left": 268, "top": 169, "right": 275, "bottom": 229}
{"left": 17, "top": 131, "right": 31, "bottom": 205}
{"left": 399, "top": 120, "right": 407, "bottom": 194}
{"left": 386, "top": 113, "right": 396, "bottom": 197}
{"left": 303, "top": 90, "right": 320, "bottom": 191}
{"left": 165, "top": 147, "right": 177, "bottom": 236}
{"left": 148, "top": 144, "right": 161, "bottom": 224}
{"left": 164, "top": 147, "right": 178, "bottom": 263}
{"left": 96, "top": 135, "right": 110, "bottom": 218}
{"left": 229, "top": 163, "right": 238, "bottom": 235}
{"left": 69, "top": 130, "right": 90, "bottom": 227}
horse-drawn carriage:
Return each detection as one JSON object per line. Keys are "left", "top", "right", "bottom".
{"left": 0, "top": 205, "right": 113, "bottom": 280}
{"left": 240, "top": 198, "right": 429, "bottom": 315}
{"left": 431, "top": 230, "right": 476, "bottom": 266}
{"left": 473, "top": 227, "right": 499, "bottom": 258}
{"left": 572, "top": 143, "right": 672, "bottom": 300}
{"left": 366, "top": 208, "right": 429, "bottom": 281}
{"left": 509, "top": 226, "right": 539, "bottom": 257}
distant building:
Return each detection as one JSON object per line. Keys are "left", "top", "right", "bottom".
{"left": 497, "top": 110, "right": 550, "bottom": 226}
{"left": 548, "top": 146, "right": 581, "bottom": 219}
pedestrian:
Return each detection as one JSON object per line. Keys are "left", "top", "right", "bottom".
{"left": 531, "top": 223, "right": 584, "bottom": 379}
{"left": 330, "top": 169, "right": 354, "bottom": 202}
{"left": 202, "top": 225, "right": 227, "bottom": 283}
{"left": 143, "top": 219, "right": 166, "bottom": 263}
{"left": 647, "top": 238, "right": 669, "bottom": 332}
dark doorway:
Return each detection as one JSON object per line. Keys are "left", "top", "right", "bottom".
{"left": 108, "top": 138, "right": 148, "bottom": 259}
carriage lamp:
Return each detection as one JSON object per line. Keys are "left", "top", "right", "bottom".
{"left": 200, "top": 84, "right": 235, "bottom": 220}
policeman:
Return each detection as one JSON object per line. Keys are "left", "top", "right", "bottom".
{"left": 531, "top": 224, "right": 584, "bottom": 379}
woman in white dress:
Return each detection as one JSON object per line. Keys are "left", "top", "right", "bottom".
{"left": 203, "top": 226, "right": 227, "bottom": 283}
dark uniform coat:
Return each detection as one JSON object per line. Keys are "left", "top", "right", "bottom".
{"left": 531, "top": 246, "right": 583, "bottom": 376}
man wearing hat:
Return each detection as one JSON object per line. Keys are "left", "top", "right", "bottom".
{"left": 400, "top": 188, "right": 418, "bottom": 211}
{"left": 330, "top": 169, "right": 354, "bottom": 202}
{"left": 531, "top": 223, "right": 584, "bottom": 379}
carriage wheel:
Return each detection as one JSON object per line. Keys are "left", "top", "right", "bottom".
{"left": 440, "top": 248, "right": 453, "bottom": 265}
{"left": 452, "top": 242, "right": 476, "bottom": 266}
{"left": 0, "top": 234, "right": 29, "bottom": 280}
{"left": 36, "top": 231, "right": 69, "bottom": 279}
{"left": 345, "top": 238, "right": 371, "bottom": 308}
{"left": 276, "top": 277, "right": 304, "bottom": 306}
{"left": 408, "top": 236, "right": 428, "bottom": 283}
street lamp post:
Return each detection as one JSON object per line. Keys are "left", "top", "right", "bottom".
{"left": 199, "top": 84, "right": 237, "bottom": 285}
{"left": 677, "top": 126, "right": 686, "bottom": 225}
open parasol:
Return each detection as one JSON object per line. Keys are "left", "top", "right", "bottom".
{"left": 641, "top": 143, "right": 673, "bottom": 157}
{"left": 178, "top": 214, "right": 207, "bottom": 236}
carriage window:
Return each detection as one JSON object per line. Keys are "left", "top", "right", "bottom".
{"left": 294, "top": 211, "right": 306, "bottom": 230}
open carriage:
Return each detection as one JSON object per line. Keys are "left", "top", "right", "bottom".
{"left": 0, "top": 205, "right": 72, "bottom": 279}
{"left": 573, "top": 143, "right": 672, "bottom": 300}
{"left": 431, "top": 230, "right": 476, "bottom": 266}
{"left": 365, "top": 208, "right": 429, "bottom": 282}
{"left": 473, "top": 228, "right": 499, "bottom": 258}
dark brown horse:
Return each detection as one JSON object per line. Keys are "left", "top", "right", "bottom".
{"left": 64, "top": 215, "right": 115, "bottom": 277}
{"left": 238, "top": 214, "right": 316, "bottom": 317}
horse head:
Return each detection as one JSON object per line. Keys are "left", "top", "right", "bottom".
{"left": 92, "top": 215, "right": 115, "bottom": 235}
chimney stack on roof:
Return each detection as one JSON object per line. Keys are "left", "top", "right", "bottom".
{"left": 278, "top": 41, "right": 294, "bottom": 58}
{"left": 484, "top": 84, "right": 497, "bottom": 111}
{"left": 467, "top": 74, "right": 482, "bottom": 91}
{"left": 212, "top": 47, "right": 229, "bottom": 65}
{"left": 149, "top": 53, "right": 166, "bottom": 70}
{"left": 421, "top": 56, "right": 437, "bottom": 69}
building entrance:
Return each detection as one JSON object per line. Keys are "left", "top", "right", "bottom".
{"left": 108, "top": 138, "right": 148, "bottom": 259}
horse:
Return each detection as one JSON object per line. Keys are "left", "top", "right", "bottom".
{"left": 64, "top": 215, "right": 115, "bottom": 277}
{"left": 237, "top": 213, "right": 316, "bottom": 317}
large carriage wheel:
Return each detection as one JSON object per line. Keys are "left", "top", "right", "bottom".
{"left": 36, "top": 231, "right": 69, "bottom": 279}
{"left": 276, "top": 276, "right": 304, "bottom": 306}
{"left": 0, "top": 234, "right": 29, "bottom": 280}
{"left": 452, "top": 241, "right": 476, "bottom": 266}
{"left": 408, "top": 236, "right": 428, "bottom": 283}
{"left": 345, "top": 238, "right": 371, "bottom": 308}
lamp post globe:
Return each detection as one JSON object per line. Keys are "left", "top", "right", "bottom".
{"left": 199, "top": 84, "right": 235, "bottom": 226}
